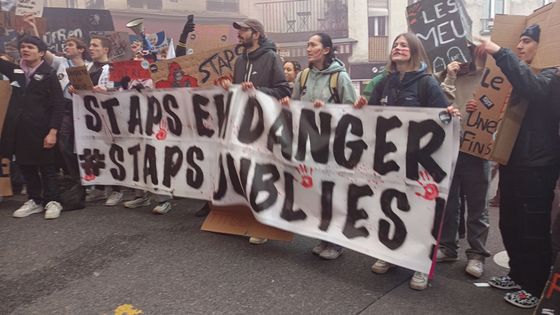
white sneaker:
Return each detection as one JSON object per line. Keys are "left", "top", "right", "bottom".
{"left": 44, "top": 201, "right": 63, "bottom": 219}
{"left": 105, "top": 191, "right": 123, "bottom": 206}
{"left": 86, "top": 189, "right": 106, "bottom": 202}
{"left": 249, "top": 237, "right": 268, "bottom": 245}
{"left": 13, "top": 199, "right": 43, "bottom": 218}
{"left": 371, "top": 259, "right": 394, "bottom": 274}
{"left": 152, "top": 201, "right": 172, "bottom": 214}
{"left": 409, "top": 271, "right": 429, "bottom": 290}
{"left": 465, "top": 259, "right": 484, "bottom": 278}
{"left": 124, "top": 196, "right": 151, "bottom": 208}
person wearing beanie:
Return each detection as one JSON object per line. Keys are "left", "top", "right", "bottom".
{"left": 477, "top": 24, "right": 560, "bottom": 308}
{"left": 0, "top": 35, "right": 65, "bottom": 219}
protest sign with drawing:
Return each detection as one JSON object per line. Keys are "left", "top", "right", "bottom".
{"left": 109, "top": 60, "right": 152, "bottom": 83}
{"left": 14, "top": 0, "right": 43, "bottom": 17}
{"left": 150, "top": 45, "right": 242, "bottom": 88}
{"left": 0, "top": 81, "right": 12, "bottom": 196}
{"left": 406, "top": 0, "right": 472, "bottom": 73}
{"left": 66, "top": 66, "right": 93, "bottom": 91}
{"left": 72, "top": 86, "right": 460, "bottom": 274}
{"left": 90, "top": 31, "right": 134, "bottom": 62}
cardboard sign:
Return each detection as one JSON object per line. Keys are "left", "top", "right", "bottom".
{"left": 90, "top": 31, "right": 133, "bottom": 62}
{"left": 41, "top": 8, "right": 114, "bottom": 53}
{"left": 72, "top": 87, "right": 461, "bottom": 273}
{"left": 109, "top": 60, "right": 151, "bottom": 82}
{"left": 150, "top": 45, "right": 242, "bottom": 88}
{"left": 202, "top": 205, "right": 294, "bottom": 241}
{"left": 184, "top": 24, "right": 238, "bottom": 55}
{"left": 66, "top": 66, "right": 93, "bottom": 90}
{"left": 0, "top": 81, "right": 13, "bottom": 196}
{"left": 406, "top": 0, "right": 472, "bottom": 73}
{"left": 15, "top": 0, "right": 43, "bottom": 17}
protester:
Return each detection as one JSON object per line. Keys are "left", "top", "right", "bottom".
{"left": 283, "top": 60, "right": 301, "bottom": 87}
{"left": 477, "top": 25, "right": 560, "bottom": 309}
{"left": 0, "top": 36, "right": 65, "bottom": 219}
{"left": 280, "top": 32, "right": 357, "bottom": 259}
{"left": 354, "top": 32, "right": 457, "bottom": 291}
{"left": 216, "top": 18, "right": 291, "bottom": 243}
{"left": 80, "top": 35, "right": 122, "bottom": 206}
{"left": 437, "top": 52, "right": 491, "bottom": 278}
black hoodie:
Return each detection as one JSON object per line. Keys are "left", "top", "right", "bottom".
{"left": 233, "top": 38, "right": 291, "bottom": 99}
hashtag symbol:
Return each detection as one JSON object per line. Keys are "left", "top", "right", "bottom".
{"left": 79, "top": 149, "right": 106, "bottom": 178}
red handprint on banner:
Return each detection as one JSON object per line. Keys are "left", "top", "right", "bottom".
{"left": 156, "top": 118, "right": 168, "bottom": 140}
{"left": 297, "top": 164, "right": 314, "bottom": 188}
{"left": 415, "top": 170, "right": 439, "bottom": 201}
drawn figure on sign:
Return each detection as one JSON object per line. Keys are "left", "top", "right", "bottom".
{"left": 296, "top": 164, "right": 313, "bottom": 188}
{"left": 433, "top": 56, "right": 446, "bottom": 74}
{"left": 155, "top": 61, "right": 198, "bottom": 88}
{"left": 155, "top": 118, "right": 168, "bottom": 140}
{"left": 78, "top": 149, "right": 105, "bottom": 181}
{"left": 447, "top": 46, "right": 466, "bottom": 63}
{"left": 415, "top": 170, "right": 439, "bottom": 201}
{"left": 89, "top": 14, "right": 101, "bottom": 26}
{"left": 406, "top": 2, "right": 422, "bottom": 25}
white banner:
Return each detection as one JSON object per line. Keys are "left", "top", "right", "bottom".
{"left": 74, "top": 87, "right": 460, "bottom": 273}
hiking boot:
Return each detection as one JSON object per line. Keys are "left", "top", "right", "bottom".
{"left": 124, "top": 196, "right": 151, "bottom": 208}
{"left": 152, "top": 201, "right": 172, "bottom": 214}
{"left": 312, "top": 241, "right": 328, "bottom": 255}
{"left": 13, "top": 199, "right": 43, "bottom": 218}
{"left": 371, "top": 259, "right": 394, "bottom": 274}
{"left": 436, "top": 248, "right": 458, "bottom": 262}
{"left": 319, "top": 244, "right": 344, "bottom": 260}
{"left": 86, "top": 189, "right": 106, "bottom": 202}
{"left": 249, "top": 237, "right": 268, "bottom": 245}
{"left": 465, "top": 259, "right": 484, "bottom": 278}
{"left": 44, "top": 201, "right": 63, "bottom": 219}
{"left": 489, "top": 275, "right": 521, "bottom": 290}
{"left": 504, "top": 290, "right": 539, "bottom": 309}
{"left": 105, "top": 191, "right": 123, "bottom": 206}
{"left": 409, "top": 272, "right": 429, "bottom": 291}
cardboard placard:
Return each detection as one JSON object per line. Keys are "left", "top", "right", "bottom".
{"left": 66, "top": 66, "right": 93, "bottom": 90}
{"left": 14, "top": 0, "right": 44, "bottom": 17}
{"left": 201, "top": 205, "right": 294, "bottom": 241}
{"left": 90, "top": 31, "right": 133, "bottom": 62}
{"left": 109, "top": 60, "right": 151, "bottom": 82}
{"left": 184, "top": 24, "right": 238, "bottom": 55}
{"left": 406, "top": 0, "right": 472, "bottom": 73}
{"left": 0, "top": 81, "right": 13, "bottom": 196}
{"left": 150, "top": 45, "right": 241, "bottom": 88}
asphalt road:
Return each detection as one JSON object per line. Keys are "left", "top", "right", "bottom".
{"left": 0, "top": 190, "right": 532, "bottom": 315}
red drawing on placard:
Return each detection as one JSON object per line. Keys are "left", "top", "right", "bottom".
{"left": 415, "top": 170, "right": 439, "bottom": 200}
{"left": 83, "top": 173, "right": 96, "bottom": 181}
{"left": 156, "top": 118, "right": 168, "bottom": 140}
{"left": 297, "top": 164, "right": 314, "bottom": 188}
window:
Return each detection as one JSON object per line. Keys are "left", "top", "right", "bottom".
{"left": 484, "top": 0, "right": 505, "bottom": 18}
{"left": 207, "top": 0, "right": 239, "bottom": 12}
{"left": 127, "top": 0, "right": 162, "bottom": 9}
{"left": 368, "top": 16, "right": 387, "bottom": 36}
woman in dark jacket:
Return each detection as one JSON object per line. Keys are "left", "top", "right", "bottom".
{"left": 355, "top": 32, "right": 457, "bottom": 291}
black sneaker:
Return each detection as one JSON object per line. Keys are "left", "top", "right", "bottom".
{"left": 504, "top": 290, "right": 539, "bottom": 308}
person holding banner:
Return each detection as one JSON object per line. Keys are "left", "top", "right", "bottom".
{"left": 283, "top": 60, "right": 301, "bottom": 88}
{"left": 280, "top": 32, "right": 357, "bottom": 259}
{"left": 0, "top": 36, "right": 65, "bottom": 219}
{"left": 354, "top": 32, "right": 456, "bottom": 291}
{"left": 476, "top": 25, "right": 560, "bottom": 309}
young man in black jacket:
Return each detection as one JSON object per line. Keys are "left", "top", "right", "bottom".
{"left": 0, "top": 36, "right": 65, "bottom": 219}
{"left": 478, "top": 25, "right": 560, "bottom": 309}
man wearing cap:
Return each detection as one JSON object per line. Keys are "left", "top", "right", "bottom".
{"left": 219, "top": 18, "right": 290, "bottom": 99}
{"left": 477, "top": 25, "right": 560, "bottom": 308}
{"left": 0, "top": 35, "right": 65, "bottom": 219}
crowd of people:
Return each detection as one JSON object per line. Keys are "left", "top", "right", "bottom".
{"left": 0, "top": 12, "right": 559, "bottom": 310}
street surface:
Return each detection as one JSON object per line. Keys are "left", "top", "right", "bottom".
{"left": 0, "top": 189, "right": 532, "bottom": 315}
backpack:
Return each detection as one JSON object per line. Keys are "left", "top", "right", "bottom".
{"left": 299, "top": 68, "right": 341, "bottom": 104}
{"left": 58, "top": 175, "right": 85, "bottom": 211}
{"left": 374, "top": 73, "right": 432, "bottom": 106}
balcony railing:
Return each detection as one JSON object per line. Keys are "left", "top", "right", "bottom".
{"left": 480, "top": 18, "right": 494, "bottom": 35}
{"left": 255, "top": 0, "right": 348, "bottom": 41}
{"left": 368, "top": 36, "right": 388, "bottom": 62}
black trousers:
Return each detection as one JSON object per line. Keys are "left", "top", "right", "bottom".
{"left": 499, "top": 165, "right": 560, "bottom": 295}
{"left": 57, "top": 113, "right": 80, "bottom": 180}
{"left": 19, "top": 163, "right": 60, "bottom": 206}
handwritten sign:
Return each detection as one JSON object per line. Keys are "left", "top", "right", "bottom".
{"left": 109, "top": 60, "right": 151, "bottom": 82}
{"left": 66, "top": 66, "right": 93, "bottom": 91}
{"left": 15, "top": 0, "right": 44, "bottom": 17}
{"left": 150, "top": 45, "right": 242, "bottom": 88}
{"left": 0, "top": 81, "right": 13, "bottom": 196}
{"left": 90, "top": 31, "right": 134, "bottom": 62}
{"left": 406, "top": 0, "right": 471, "bottom": 73}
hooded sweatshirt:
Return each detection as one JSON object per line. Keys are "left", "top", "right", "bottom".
{"left": 291, "top": 58, "right": 357, "bottom": 104}
{"left": 233, "top": 38, "right": 291, "bottom": 99}
{"left": 368, "top": 63, "right": 449, "bottom": 108}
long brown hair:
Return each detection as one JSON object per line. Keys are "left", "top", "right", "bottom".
{"left": 386, "top": 32, "right": 431, "bottom": 74}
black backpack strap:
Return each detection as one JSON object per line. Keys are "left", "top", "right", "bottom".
{"left": 328, "top": 71, "right": 341, "bottom": 104}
